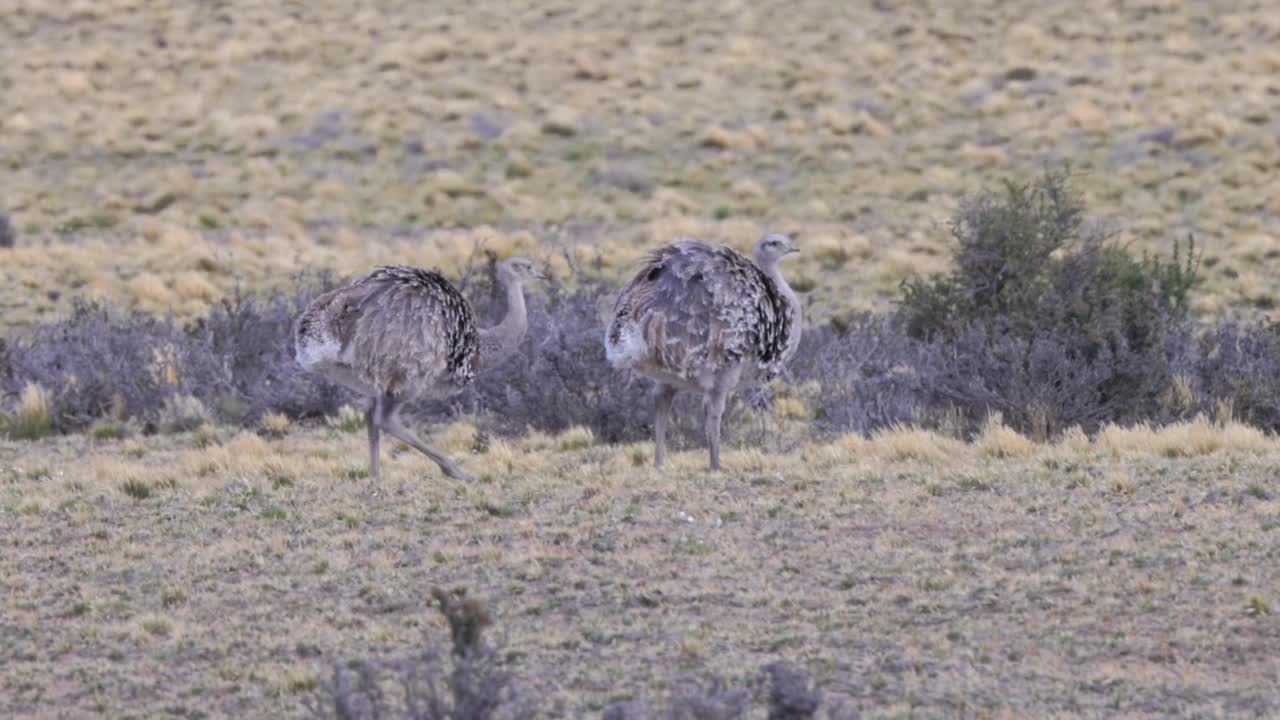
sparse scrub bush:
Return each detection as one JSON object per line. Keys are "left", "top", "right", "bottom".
{"left": 306, "top": 587, "right": 537, "bottom": 720}
{"left": 0, "top": 273, "right": 345, "bottom": 433}
{"left": 878, "top": 167, "right": 1201, "bottom": 436}
{"left": 898, "top": 166, "right": 1198, "bottom": 348}
{"left": 446, "top": 278, "right": 656, "bottom": 443}
{"left": 787, "top": 167, "right": 1209, "bottom": 438}
{"left": 311, "top": 590, "right": 838, "bottom": 720}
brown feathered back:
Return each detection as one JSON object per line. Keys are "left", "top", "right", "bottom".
{"left": 605, "top": 239, "right": 795, "bottom": 383}
{"left": 294, "top": 265, "right": 479, "bottom": 400}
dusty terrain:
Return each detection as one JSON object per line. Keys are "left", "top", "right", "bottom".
{"left": 3, "top": 419, "right": 1280, "bottom": 717}
{"left": 5, "top": 0, "right": 1280, "bottom": 717}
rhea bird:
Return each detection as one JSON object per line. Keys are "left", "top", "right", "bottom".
{"left": 605, "top": 233, "right": 802, "bottom": 470}
{"left": 294, "top": 257, "right": 544, "bottom": 481}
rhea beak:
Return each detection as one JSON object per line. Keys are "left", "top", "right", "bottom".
{"left": 786, "top": 247, "right": 800, "bottom": 255}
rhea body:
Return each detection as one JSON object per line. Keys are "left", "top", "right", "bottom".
{"left": 295, "top": 257, "right": 542, "bottom": 481}
{"left": 605, "top": 234, "right": 802, "bottom": 469}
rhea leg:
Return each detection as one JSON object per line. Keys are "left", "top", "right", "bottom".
{"left": 366, "top": 396, "right": 382, "bottom": 481}
{"left": 653, "top": 383, "right": 678, "bottom": 468}
{"left": 378, "top": 396, "right": 474, "bottom": 481}
{"left": 704, "top": 366, "right": 741, "bottom": 471}
{"left": 704, "top": 388, "right": 729, "bottom": 470}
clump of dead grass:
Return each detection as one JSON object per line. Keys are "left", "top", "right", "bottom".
{"left": 259, "top": 412, "right": 291, "bottom": 438}
{"left": 974, "top": 414, "right": 1036, "bottom": 459}
{"left": 869, "top": 424, "right": 967, "bottom": 464}
{"left": 4, "top": 383, "right": 53, "bottom": 440}
{"left": 326, "top": 404, "right": 365, "bottom": 433}
{"left": 1096, "top": 416, "right": 1270, "bottom": 458}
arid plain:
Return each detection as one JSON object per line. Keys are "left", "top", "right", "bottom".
{"left": 3, "top": 0, "right": 1280, "bottom": 717}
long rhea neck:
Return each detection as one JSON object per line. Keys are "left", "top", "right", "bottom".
{"left": 476, "top": 277, "right": 528, "bottom": 373}
{"left": 760, "top": 258, "right": 803, "bottom": 356}
{"left": 761, "top": 259, "right": 800, "bottom": 320}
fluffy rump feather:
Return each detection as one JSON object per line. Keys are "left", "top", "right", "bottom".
{"left": 294, "top": 265, "right": 479, "bottom": 399}
{"left": 605, "top": 239, "right": 795, "bottom": 384}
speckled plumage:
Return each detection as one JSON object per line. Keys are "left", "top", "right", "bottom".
{"left": 605, "top": 234, "right": 803, "bottom": 470}
{"left": 294, "top": 257, "right": 541, "bottom": 481}
{"left": 606, "top": 238, "right": 800, "bottom": 388}
{"left": 295, "top": 264, "right": 479, "bottom": 401}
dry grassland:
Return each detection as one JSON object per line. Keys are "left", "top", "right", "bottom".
{"left": 3, "top": 418, "right": 1279, "bottom": 717}
{"left": 4, "top": 1, "right": 1280, "bottom": 331}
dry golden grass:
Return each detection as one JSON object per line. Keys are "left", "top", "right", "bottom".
{"left": 2, "top": 421, "right": 1279, "bottom": 716}
{"left": 3, "top": 1, "right": 1280, "bottom": 331}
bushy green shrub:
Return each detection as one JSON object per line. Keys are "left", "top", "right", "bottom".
{"left": 898, "top": 166, "right": 1198, "bottom": 356}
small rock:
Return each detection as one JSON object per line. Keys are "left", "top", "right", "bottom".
{"left": 6, "top": 113, "right": 33, "bottom": 132}
{"left": 699, "top": 125, "right": 763, "bottom": 150}
{"left": 506, "top": 153, "right": 533, "bottom": 179}
{"left": 595, "top": 168, "right": 653, "bottom": 195}
{"left": 1005, "top": 66, "right": 1037, "bottom": 82}
{"left": 673, "top": 73, "right": 702, "bottom": 89}
{"left": 731, "top": 177, "right": 768, "bottom": 200}
{"left": 651, "top": 187, "right": 696, "bottom": 214}
{"left": 416, "top": 36, "right": 450, "bottom": 62}
{"left": 429, "top": 169, "right": 484, "bottom": 197}
{"left": 1065, "top": 100, "right": 1106, "bottom": 131}
{"left": 864, "top": 42, "right": 894, "bottom": 65}
{"left": 0, "top": 213, "right": 15, "bottom": 248}
{"left": 133, "top": 191, "right": 180, "bottom": 214}
{"left": 541, "top": 106, "right": 580, "bottom": 136}
{"left": 572, "top": 53, "right": 610, "bottom": 80}
{"left": 1137, "top": 127, "right": 1176, "bottom": 145}
{"left": 468, "top": 112, "right": 504, "bottom": 140}
{"left": 56, "top": 70, "right": 94, "bottom": 96}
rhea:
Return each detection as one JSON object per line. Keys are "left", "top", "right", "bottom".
{"left": 294, "top": 257, "right": 543, "bottom": 481}
{"left": 605, "top": 233, "right": 802, "bottom": 470}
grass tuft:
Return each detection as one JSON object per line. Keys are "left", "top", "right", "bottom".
{"left": 6, "top": 384, "right": 53, "bottom": 440}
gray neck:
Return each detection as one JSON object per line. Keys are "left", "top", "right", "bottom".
{"left": 476, "top": 278, "right": 528, "bottom": 373}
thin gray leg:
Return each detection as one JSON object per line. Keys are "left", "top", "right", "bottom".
{"left": 704, "top": 366, "right": 740, "bottom": 471}
{"left": 653, "top": 384, "right": 678, "bottom": 468}
{"left": 378, "top": 399, "right": 474, "bottom": 481}
{"left": 366, "top": 397, "right": 382, "bottom": 481}
{"left": 704, "top": 388, "right": 729, "bottom": 471}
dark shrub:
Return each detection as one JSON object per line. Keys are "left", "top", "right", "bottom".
{"left": 449, "top": 279, "right": 655, "bottom": 443}
{"left": 0, "top": 301, "right": 187, "bottom": 432}
{"left": 0, "top": 212, "right": 15, "bottom": 248}
{"left": 184, "top": 274, "right": 346, "bottom": 424}
{"left": 898, "top": 166, "right": 1198, "bottom": 355}
{"left": 867, "top": 166, "right": 1203, "bottom": 438}
{"left": 763, "top": 663, "right": 822, "bottom": 720}
{"left": 0, "top": 272, "right": 346, "bottom": 432}
{"left": 306, "top": 587, "right": 537, "bottom": 720}
{"left": 789, "top": 314, "right": 938, "bottom": 435}
{"left": 792, "top": 315, "right": 1171, "bottom": 439}
{"left": 1172, "top": 320, "right": 1280, "bottom": 431}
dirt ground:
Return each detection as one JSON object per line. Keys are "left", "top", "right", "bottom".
{"left": 2, "top": 419, "right": 1279, "bottom": 717}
